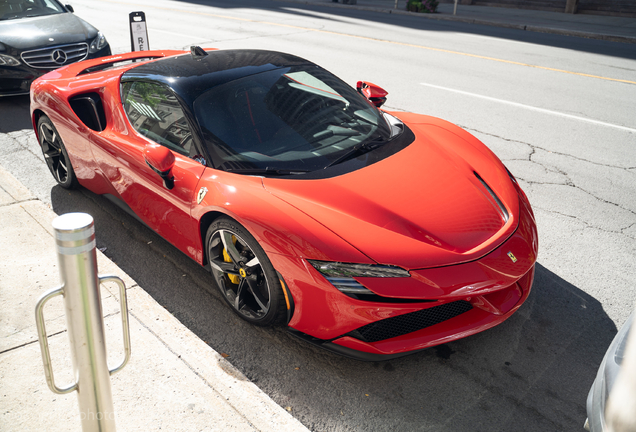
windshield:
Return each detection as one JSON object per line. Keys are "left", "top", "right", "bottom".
{"left": 193, "top": 65, "right": 392, "bottom": 173}
{"left": 0, "top": 0, "right": 65, "bottom": 21}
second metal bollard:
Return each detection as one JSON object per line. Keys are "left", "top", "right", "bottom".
{"left": 35, "top": 213, "right": 131, "bottom": 432}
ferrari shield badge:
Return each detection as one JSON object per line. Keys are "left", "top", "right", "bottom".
{"left": 507, "top": 251, "right": 517, "bottom": 263}
{"left": 197, "top": 187, "right": 208, "bottom": 205}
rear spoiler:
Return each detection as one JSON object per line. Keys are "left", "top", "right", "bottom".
{"left": 60, "top": 49, "right": 217, "bottom": 78}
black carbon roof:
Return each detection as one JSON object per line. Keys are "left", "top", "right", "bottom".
{"left": 122, "top": 49, "right": 314, "bottom": 106}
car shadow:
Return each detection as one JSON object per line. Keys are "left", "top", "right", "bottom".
{"left": 172, "top": 0, "right": 636, "bottom": 61}
{"left": 51, "top": 186, "right": 616, "bottom": 432}
{"left": 0, "top": 95, "right": 32, "bottom": 133}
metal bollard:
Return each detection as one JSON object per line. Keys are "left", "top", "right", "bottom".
{"left": 35, "top": 213, "right": 131, "bottom": 432}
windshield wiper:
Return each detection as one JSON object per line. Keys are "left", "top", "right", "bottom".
{"left": 224, "top": 167, "right": 310, "bottom": 176}
{"left": 324, "top": 136, "right": 388, "bottom": 168}
{"left": 308, "top": 125, "right": 361, "bottom": 144}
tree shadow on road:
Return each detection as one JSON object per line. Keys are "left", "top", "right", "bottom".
{"left": 50, "top": 186, "right": 617, "bottom": 432}
{"left": 173, "top": 0, "right": 636, "bottom": 60}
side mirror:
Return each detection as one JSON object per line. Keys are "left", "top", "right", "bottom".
{"left": 356, "top": 81, "right": 388, "bottom": 108}
{"left": 65, "top": 4, "right": 74, "bottom": 13}
{"left": 144, "top": 144, "right": 175, "bottom": 190}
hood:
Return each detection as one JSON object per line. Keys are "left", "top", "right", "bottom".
{"left": 0, "top": 13, "right": 96, "bottom": 51}
{"left": 263, "top": 114, "right": 519, "bottom": 269}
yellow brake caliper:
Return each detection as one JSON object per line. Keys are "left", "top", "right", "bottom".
{"left": 222, "top": 235, "right": 240, "bottom": 284}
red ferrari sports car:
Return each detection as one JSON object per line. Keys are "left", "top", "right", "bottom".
{"left": 30, "top": 48, "right": 537, "bottom": 360}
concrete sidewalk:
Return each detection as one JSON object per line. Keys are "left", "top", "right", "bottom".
{"left": 0, "top": 164, "right": 309, "bottom": 431}
{"left": 279, "top": 0, "right": 636, "bottom": 43}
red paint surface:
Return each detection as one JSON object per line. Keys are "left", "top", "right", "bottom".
{"left": 30, "top": 49, "right": 538, "bottom": 356}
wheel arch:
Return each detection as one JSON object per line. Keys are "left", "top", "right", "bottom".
{"left": 32, "top": 109, "right": 46, "bottom": 141}
{"left": 199, "top": 210, "right": 226, "bottom": 267}
{"left": 198, "top": 209, "right": 297, "bottom": 325}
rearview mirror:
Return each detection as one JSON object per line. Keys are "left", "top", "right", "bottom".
{"left": 144, "top": 144, "right": 175, "bottom": 190}
{"left": 356, "top": 81, "right": 388, "bottom": 108}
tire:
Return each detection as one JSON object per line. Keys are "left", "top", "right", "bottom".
{"left": 37, "top": 115, "right": 79, "bottom": 189}
{"left": 205, "top": 217, "right": 286, "bottom": 326}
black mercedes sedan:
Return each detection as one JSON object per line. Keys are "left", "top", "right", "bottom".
{"left": 0, "top": 0, "right": 111, "bottom": 97}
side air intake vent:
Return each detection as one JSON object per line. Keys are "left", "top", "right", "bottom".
{"left": 474, "top": 171, "right": 509, "bottom": 222}
{"left": 70, "top": 93, "right": 106, "bottom": 132}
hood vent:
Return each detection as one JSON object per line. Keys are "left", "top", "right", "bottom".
{"left": 474, "top": 171, "right": 509, "bottom": 223}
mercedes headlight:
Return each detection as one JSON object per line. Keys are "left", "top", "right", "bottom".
{"left": 0, "top": 54, "right": 20, "bottom": 67}
{"left": 89, "top": 32, "right": 108, "bottom": 53}
{"left": 308, "top": 260, "right": 410, "bottom": 295}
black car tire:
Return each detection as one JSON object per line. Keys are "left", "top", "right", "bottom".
{"left": 37, "top": 116, "right": 79, "bottom": 189}
{"left": 206, "top": 217, "right": 286, "bottom": 326}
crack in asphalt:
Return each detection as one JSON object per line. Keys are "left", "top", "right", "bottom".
{"left": 461, "top": 127, "right": 636, "bottom": 238}
{"left": 622, "top": 222, "right": 636, "bottom": 235}
{"left": 524, "top": 160, "right": 635, "bottom": 220}
{"left": 5, "top": 130, "right": 43, "bottom": 161}
{"left": 535, "top": 205, "right": 635, "bottom": 240}
{"left": 573, "top": 183, "right": 636, "bottom": 216}
{"left": 465, "top": 127, "right": 635, "bottom": 172}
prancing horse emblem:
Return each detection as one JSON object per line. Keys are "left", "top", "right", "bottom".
{"left": 197, "top": 187, "right": 208, "bottom": 204}
{"left": 507, "top": 251, "right": 517, "bottom": 263}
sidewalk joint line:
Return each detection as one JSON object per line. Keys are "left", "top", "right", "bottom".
{"left": 0, "top": 197, "right": 38, "bottom": 208}
{"left": 0, "top": 329, "right": 67, "bottom": 355}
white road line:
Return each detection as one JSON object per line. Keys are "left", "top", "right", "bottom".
{"left": 420, "top": 82, "right": 636, "bottom": 134}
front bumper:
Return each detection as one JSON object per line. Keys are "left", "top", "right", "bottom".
{"left": 288, "top": 266, "right": 535, "bottom": 361}
{"left": 0, "top": 64, "right": 38, "bottom": 96}
{"left": 270, "top": 190, "right": 538, "bottom": 360}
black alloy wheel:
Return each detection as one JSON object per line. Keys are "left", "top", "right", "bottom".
{"left": 206, "top": 217, "right": 286, "bottom": 326}
{"left": 38, "top": 116, "right": 78, "bottom": 189}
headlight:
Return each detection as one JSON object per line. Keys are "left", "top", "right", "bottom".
{"left": 308, "top": 260, "right": 410, "bottom": 295}
{"left": 89, "top": 32, "right": 108, "bottom": 53}
{"left": 0, "top": 54, "right": 20, "bottom": 66}
{"left": 308, "top": 261, "right": 410, "bottom": 278}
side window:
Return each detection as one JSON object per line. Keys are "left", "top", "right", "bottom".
{"left": 122, "top": 81, "right": 193, "bottom": 157}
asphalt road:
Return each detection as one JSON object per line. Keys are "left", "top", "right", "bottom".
{"left": 1, "top": 1, "right": 635, "bottom": 431}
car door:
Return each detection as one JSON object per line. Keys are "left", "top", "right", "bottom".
{"left": 90, "top": 80, "right": 206, "bottom": 261}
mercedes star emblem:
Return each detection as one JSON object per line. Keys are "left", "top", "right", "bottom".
{"left": 51, "top": 49, "right": 67, "bottom": 65}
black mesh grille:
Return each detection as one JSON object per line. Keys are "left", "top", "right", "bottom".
{"left": 347, "top": 300, "right": 473, "bottom": 343}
